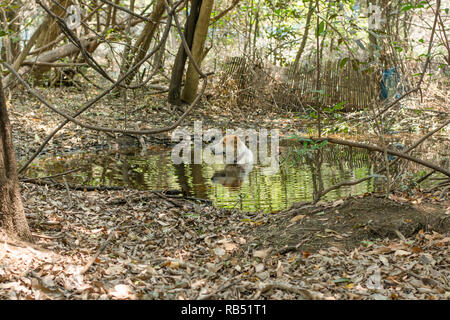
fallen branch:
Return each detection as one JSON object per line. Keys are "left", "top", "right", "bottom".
{"left": 22, "top": 179, "right": 127, "bottom": 191}
{"left": 21, "top": 61, "right": 89, "bottom": 68}
{"left": 416, "top": 170, "right": 436, "bottom": 184}
{"left": 80, "top": 230, "right": 115, "bottom": 275}
{"left": 20, "top": 168, "right": 80, "bottom": 182}
{"left": 316, "top": 118, "right": 450, "bottom": 198}
{"left": 32, "top": 232, "right": 64, "bottom": 239}
{"left": 316, "top": 137, "right": 450, "bottom": 177}
{"left": 258, "top": 281, "right": 322, "bottom": 300}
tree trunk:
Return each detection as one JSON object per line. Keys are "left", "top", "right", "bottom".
{"left": 1, "top": 4, "right": 21, "bottom": 64}
{"left": 181, "top": 0, "right": 213, "bottom": 103}
{"left": 0, "top": 75, "right": 32, "bottom": 240}
{"left": 118, "top": 0, "right": 165, "bottom": 86}
{"left": 35, "top": 0, "right": 73, "bottom": 50}
{"left": 367, "top": 0, "right": 379, "bottom": 64}
{"left": 292, "top": 0, "right": 314, "bottom": 74}
{"left": 168, "top": 0, "right": 202, "bottom": 105}
{"left": 2, "top": 0, "right": 72, "bottom": 88}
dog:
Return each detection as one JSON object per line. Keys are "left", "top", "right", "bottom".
{"left": 211, "top": 134, "right": 254, "bottom": 165}
{"left": 210, "top": 135, "right": 254, "bottom": 188}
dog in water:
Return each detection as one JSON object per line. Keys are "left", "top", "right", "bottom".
{"left": 210, "top": 135, "right": 254, "bottom": 188}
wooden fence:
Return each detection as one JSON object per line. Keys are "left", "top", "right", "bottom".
{"left": 221, "top": 57, "right": 379, "bottom": 112}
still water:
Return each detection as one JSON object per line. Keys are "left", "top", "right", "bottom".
{"left": 25, "top": 143, "right": 376, "bottom": 212}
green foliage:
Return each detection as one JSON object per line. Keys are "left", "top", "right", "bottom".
{"left": 400, "top": 1, "right": 428, "bottom": 11}
{"left": 315, "top": 21, "right": 325, "bottom": 37}
{"left": 287, "top": 135, "right": 328, "bottom": 161}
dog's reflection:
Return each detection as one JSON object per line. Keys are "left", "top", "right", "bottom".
{"left": 211, "top": 163, "right": 253, "bottom": 188}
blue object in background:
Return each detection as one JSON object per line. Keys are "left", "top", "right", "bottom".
{"left": 380, "top": 67, "right": 398, "bottom": 100}
{"left": 387, "top": 142, "right": 405, "bottom": 161}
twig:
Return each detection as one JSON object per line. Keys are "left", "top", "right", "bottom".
{"left": 315, "top": 137, "right": 450, "bottom": 177}
{"left": 32, "top": 232, "right": 64, "bottom": 239}
{"left": 209, "top": 0, "right": 240, "bottom": 25}
{"left": 153, "top": 191, "right": 184, "bottom": 208}
{"left": 258, "top": 281, "right": 321, "bottom": 300}
{"left": 394, "top": 230, "right": 406, "bottom": 242}
{"left": 22, "top": 179, "right": 127, "bottom": 191}
{"left": 21, "top": 61, "right": 89, "bottom": 68}
{"left": 80, "top": 230, "right": 115, "bottom": 275}
{"left": 164, "top": 194, "right": 212, "bottom": 204}
{"left": 20, "top": 168, "right": 80, "bottom": 182}
{"left": 62, "top": 176, "right": 73, "bottom": 212}
{"left": 197, "top": 276, "right": 243, "bottom": 300}
{"left": 416, "top": 171, "right": 436, "bottom": 184}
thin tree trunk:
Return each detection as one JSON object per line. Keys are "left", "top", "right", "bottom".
{"left": 120, "top": 0, "right": 165, "bottom": 86}
{"left": 181, "top": 0, "right": 213, "bottom": 103}
{"left": 117, "top": 0, "right": 136, "bottom": 87}
{"left": 35, "top": 0, "right": 72, "bottom": 50}
{"left": 0, "top": 75, "right": 32, "bottom": 240}
{"left": 2, "top": 21, "right": 47, "bottom": 88}
{"left": 293, "top": 0, "right": 314, "bottom": 74}
{"left": 168, "top": 0, "right": 202, "bottom": 105}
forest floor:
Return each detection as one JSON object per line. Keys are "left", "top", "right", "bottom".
{"left": 1, "top": 184, "right": 448, "bottom": 300}
{"left": 1, "top": 83, "right": 449, "bottom": 299}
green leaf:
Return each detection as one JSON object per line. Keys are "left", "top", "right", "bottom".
{"left": 333, "top": 101, "right": 347, "bottom": 110}
{"left": 329, "top": 13, "right": 338, "bottom": 20}
{"left": 401, "top": 4, "right": 414, "bottom": 11}
{"left": 316, "top": 21, "right": 325, "bottom": 37}
{"left": 361, "top": 240, "right": 374, "bottom": 247}
{"left": 339, "top": 57, "right": 349, "bottom": 68}
{"left": 354, "top": 39, "right": 365, "bottom": 50}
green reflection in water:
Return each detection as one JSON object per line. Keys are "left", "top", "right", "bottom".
{"left": 23, "top": 144, "right": 375, "bottom": 213}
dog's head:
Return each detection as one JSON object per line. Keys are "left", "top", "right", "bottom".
{"left": 209, "top": 134, "right": 241, "bottom": 157}
{"left": 208, "top": 134, "right": 254, "bottom": 165}
{"left": 221, "top": 135, "right": 240, "bottom": 156}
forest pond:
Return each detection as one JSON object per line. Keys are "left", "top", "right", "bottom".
{"left": 23, "top": 142, "right": 384, "bottom": 213}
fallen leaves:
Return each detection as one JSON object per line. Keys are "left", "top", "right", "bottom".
{"left": 0, "top": 183, "right": 448, "bottom": 300}
{"left": 253, "top": 248, "right": 272, "bottom": 259}
{"left": 289, "top": 215, "right": 305, "bottom": 224}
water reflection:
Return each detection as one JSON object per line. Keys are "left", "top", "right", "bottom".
{"left": 24, "top": 144, "right": 376, "bottom": 212}
{"left": 211, "top": 164, "right": 254, "bottom": 189}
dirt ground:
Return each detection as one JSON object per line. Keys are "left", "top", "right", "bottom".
{"left": 255, "top": 194, "right": 450, "bottom": 252}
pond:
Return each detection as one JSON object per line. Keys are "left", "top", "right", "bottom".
{"left": 23, "top": 140, "right": 380, "bottom": 213}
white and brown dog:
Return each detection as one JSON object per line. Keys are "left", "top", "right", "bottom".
{"left": 210, "top": 135, "right": 254, "bottom": 188}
